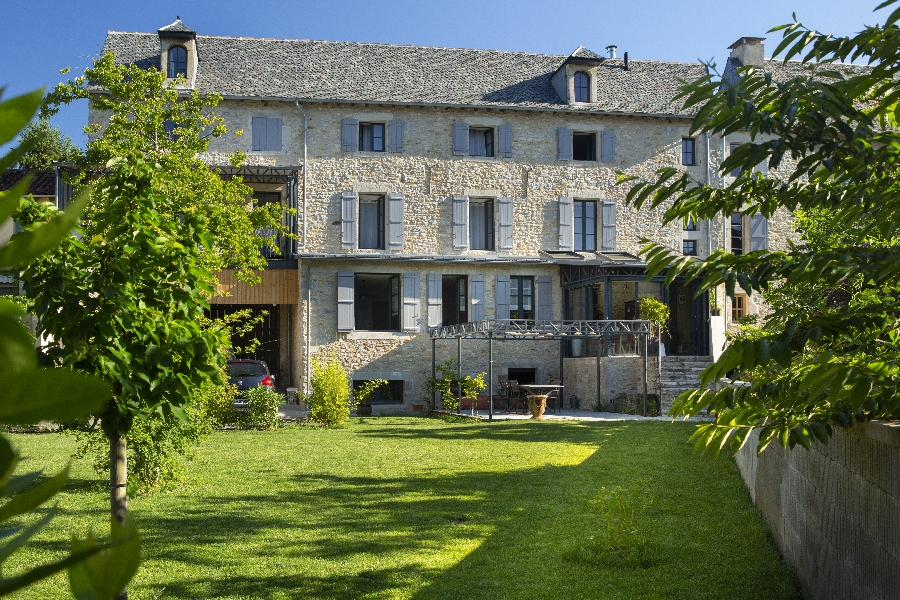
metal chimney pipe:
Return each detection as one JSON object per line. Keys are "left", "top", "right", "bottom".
{"left": 624, "top": 52, "right": 629, "bottom": 70}
{"left": 605, "top": 45, "right": 617, "bottom": 59}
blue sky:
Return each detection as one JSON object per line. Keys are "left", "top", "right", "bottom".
{"left": 0, "top": 0, "right": 884, "bottom": 150}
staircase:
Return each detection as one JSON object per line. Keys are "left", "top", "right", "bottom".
{"left": 657, "top": 356, "right": 714, "bottom": 414}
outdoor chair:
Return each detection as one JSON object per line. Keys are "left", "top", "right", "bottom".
{"left": 494, "top": 379, "right": 509, "bottom": 411}
{"left": 545, "top": 389, "right": 560, "bottom": 415}
{"left": 507, "top": 380, "right": 528, "bottom": 413}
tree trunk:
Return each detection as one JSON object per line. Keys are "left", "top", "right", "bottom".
{"left": 110, "top": 431, "right": 128, "bottom": 600}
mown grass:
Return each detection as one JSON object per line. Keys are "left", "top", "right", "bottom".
{"left": 8, "top": 418, "right": 798, "bottom": 599}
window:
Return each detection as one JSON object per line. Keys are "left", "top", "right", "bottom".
{"left": 574, "top": 71, "right": 590, "bottom": 102}
{"left": 684, "top": 217, "right": 697, "bottom": 231}
{"left": 354, "top": 274, "right": 400, "bottom": 331}
{"left": 573, "top": 132, "right": 596, "bottom": 161}
{"left": 251, "top": 117, "right": 283, "bottom": 152}
{"left": 469, "top": 127, "right": 494, "bottom": 157}
{"left": 574, "top": 200, "right": 596, "bottom": 251}
{"left": 732, "top": 294, "right": 746, "bottom": 320}
{"left": 683, "top": 240, "right": 697, "bottom": 256}
{"left": 353, "top": 379, "right": 403, "bottom": 404}
{"left": 731, "top": 213, "right": 744, "bottom": 255}
{"left": 510, "top": 276, "right": 534, "bottom": 320}
{"left": 167, "top": 46, "right": 187, "bottom": 78}
{"left": 469, "top": 199, "right": 494, "bottom": 250}
{"left": 730, "top": 143, "right": 743, "bottom": 177}
{"left": 682, "top": 138, "right": 695, "bottom": 166}
{"left": 359, "top": 195, "right": 385, "bottom": 249}
{"left": 359, "top": 123, "right": 385, "bottom": 152}
{"left": 442, "top": 275, "right": 468, "bottom": 326}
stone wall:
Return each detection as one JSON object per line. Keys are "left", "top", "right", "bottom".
{"left": 734, "top": 422, "right": 900, "bottom": 600}
{"left": 562, "top": 355, "right": 655, "bottom": 408}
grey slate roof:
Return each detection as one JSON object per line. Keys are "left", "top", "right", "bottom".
{"left": 570, "top": 45, "right": 604, "bottom": 61}
{"left": 158, "top": 18, "right": 195, "bottom": 36}
{"left": 102, "top": 31, "right": 708, "bottom": 117}
{"left": 0, "top": 169, "right": 56, "bottom": 196}
{"left": 722, "top": 56, "right": 871, "bottom": 88}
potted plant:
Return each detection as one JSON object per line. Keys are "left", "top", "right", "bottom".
{"left": 460, "top": 372, "right": 487, "bottom": 411}
{"left": 422, "top": 359, "right": 458, "bottom": 412}
{"left": 638, "top": 297, "right": 670, "bottom": 356}
{"left": 353, "top": 379, "right": 387, "bottom": 416}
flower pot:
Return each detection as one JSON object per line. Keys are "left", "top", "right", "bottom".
{"left": 357, "top": 405, "right": 373, "bottom": 416}
{"left": 527, "top": 394, "right": 548, "bottom": 420}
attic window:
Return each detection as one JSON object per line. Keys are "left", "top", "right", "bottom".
{"left": 574, "top": 71, "right": 590, "bottom": 102}
{"left": 167, "top": 46, "right": 187, "bottom": 78}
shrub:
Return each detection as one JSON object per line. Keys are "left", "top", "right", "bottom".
{"left": 201, "top": 378, "right": 240, "bottom": 428}
{"left": 308, "top": 355, "right": 351, "bottom": 426}
{"left": 244, "top": 386, "right": 283, "bottom": 430}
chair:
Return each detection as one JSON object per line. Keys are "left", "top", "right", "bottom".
{"left": 507, "top": 380, "right": 527, "bottom": 413}
{"left": 545, "top": 389, "right": 560, "bottom": 415}
{"left": 494, "top": 379, "right": 509, "bottom": 411}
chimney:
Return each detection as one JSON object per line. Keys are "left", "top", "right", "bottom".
{"left": 624, "top": 52, "right": 629, "bottom": 70}
{"left": 605, "top": 45, "right": 617, "bottom": 59}
{"left": 728, "top": 37, "right": 765, "bottom": 67}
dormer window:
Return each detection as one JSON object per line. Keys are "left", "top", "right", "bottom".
{"left": 167, "top": 46, "right": 187, "bottom": 78}
{"left": 574, "top": 71, "right": 590, "bottom": 103}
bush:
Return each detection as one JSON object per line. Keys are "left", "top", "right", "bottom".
{"left": 308, "top": 355, "right": 351, "bottom": 426}
{"left": 244, "top": 386, "right": 283, "bottom": 430}
{"left": 202, "top": 379, "right": 240, "bottom": 428}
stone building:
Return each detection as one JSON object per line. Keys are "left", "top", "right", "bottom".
{"left": 96, "top": 20, "right": 793, "bottom": 412}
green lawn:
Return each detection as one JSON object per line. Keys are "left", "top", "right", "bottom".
{"left": 8, "top": 418, "right": 797, "bottom": 599}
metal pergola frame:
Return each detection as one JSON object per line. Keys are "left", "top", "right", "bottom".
{"left": 429, "top": 319, "right": 652, "bottom": 420}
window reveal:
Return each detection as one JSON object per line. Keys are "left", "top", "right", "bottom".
{"left": 469, "top": 199, "right": 494, "bottom": 250}
{"left": 574, "top": 200, "right": 596, "bottom": 251}
{"left": 359, "top": 195, "right": 385, "bottom": 249}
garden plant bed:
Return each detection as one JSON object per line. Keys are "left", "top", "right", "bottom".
{"left": 8, "top": 419, "right": 797, "bottom": 599}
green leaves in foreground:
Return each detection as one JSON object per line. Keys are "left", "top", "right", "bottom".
{"left": 0, "top": 87, "right": 138, "bottom": 598}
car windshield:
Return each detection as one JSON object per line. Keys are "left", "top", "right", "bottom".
{"left": 227, "top": 362, "right": 268, "bottom": 377}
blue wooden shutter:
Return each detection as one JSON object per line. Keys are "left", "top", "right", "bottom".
{"left": 341, "top": 191, "right": 357, "bottom": 249}
{"left": 337, "top": 272, "right": 355, "bottom": 331}
{"left": 470, "top": 275, "right": 485, "bottom": 321}
{"left": 402, "top": 273, "right": 420, "bottom": 332}
{"left": 497, "top": 197, "right": 513, "bottom": 251}
{"left": 498, "top": 124, "right": 512, "bottom": 158}
{"left": 750, "top": 214, "right": 768, "bottom": 251}
{"left": 558, "top": 196, "right": 574, "bottom": 251}
{"left": 427, "top": 274, "right": 442, "bottom": 327}
{"left": 388, "top": 192, "right": 404, "bottom": 250}
{"left": 388, "top": 119, "right": 405, "bottom": 152}
{"left": 601, "top": 129, "right": 616, "bottom": 162}
{"left": 601, "top": 200, "right": 617, "bottom": 251}
{"left": 267, "top": 118, "right": 283, "bottom": 151}
{"left": 452, "top": 122, "right": 469, "bottom": 155}
{"left": 557, "top": 128, "right": 573, "bottom": 161}
{"left": 341, "top": 118, "right": 358, "bottom": 152}
{"left": 537, "top": 275, "right": 553, "bottom": 320}
{"left": 452, "top": 195, "right": 468, "bottom": 249}
{"left": 252, "top": 117, "right": 266, "bottom": 151}
{"left": 495, "top": 275, "right": 510, "bottom": 320}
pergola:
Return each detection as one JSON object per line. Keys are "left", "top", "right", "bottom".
{"left": 429, "top": 319, "right": 653, "bottom": 420}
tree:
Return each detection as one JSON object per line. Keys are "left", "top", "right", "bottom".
{"left": 620, "top": 0, "right": 900, "bottom": 455}
{"left": 16, "top": 117, "right": 81, "bottom": 169}
{"left": 42, "top": 54, "right": 289, "bottom": 282}
{"left": 0, "top": 88, "right": 139, "bottom": 598}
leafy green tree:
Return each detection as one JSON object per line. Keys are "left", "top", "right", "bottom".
{"left": 0, "top": 88, "right": 139, "bottom": 598}
{"left": 16, "top": 117, "right": 81, "bottom": 169}
{"left": 621, "top": 1, "right": 900, "bottom": 454}
{"left": 42, "top": 54, "right": 289, "bottom": 282}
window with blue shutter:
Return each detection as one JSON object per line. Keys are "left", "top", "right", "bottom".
{"left": 600, "top": 129, "right": 616, "bottom": 163}
{"left": 557, "top": 128, "right": 573, "bottom": 161}
{"left": 341, "top": 118, "right": 359, "bottom": 152}
{"left": 750, "top": 214, "right": 768, "bottom": 251}
{"left": 452, "top": 195, "right": 468, "bottom": 249}
{"left": 337, "top": 272, "right": 355, "bottom": 331}
{"left": 251, "top": 117, "right": 282, "bottom": 152}
{"left": 402, "top": 273, "right": 420, "bottom": 332}
{"left": 388, "top": 119, "right": 405, "bottom": 153}
{"left": 388, "top": 193, "right": 404, "bottom": 250}
{"left": 470, "top": 275, "right": 485, "bottom": 321}
{"left": 537, "top": 275, "right": 553, "bottom": 320}
{"left": 495, "top": 275, "right": 511, "bottom": 320}
{"left": 427, "top": 274, "right": 442, "bottom": 327}
{"left": 601, "top": 200, "right": 616, "bottom": 251}
{"left": 452, "top": 122, "right": 469, "bottom": 155}
{"left": 341, "top": 191, "right": 357, "bottom": 249}
{"left": 558, "top": 196, "right": 574, "bottom": 251}
{"left": 498, "top": 124, "right": 512, "bottom": 158}
{"left": 497, "top": 197, "right": 513, "bottom": 251}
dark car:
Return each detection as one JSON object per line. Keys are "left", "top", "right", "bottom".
{"left": 227, "top": 359, "right": 275, "bottom": 403}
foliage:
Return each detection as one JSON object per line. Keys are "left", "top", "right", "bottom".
{"left": 352, "top": 379, "right": 388, "bottom": 408}
{"left": 15, "top": 117, "right": 81, "bottom": 169}
{"left": 308, "top": 355, "right": 351, "bottom": 426}
{"left": 0, "top": 88, "right": 138, "bottom": 598}
{"left": 618, "top": 1, "right": 900, "bottom": 455}
{"left": 244, "top": 386, "right": 283, "bottom": 430}
{"left": 422, "top": 360, "right": 485, "bottom": 412}
{"left": 41, "top": 53, "right": 290, "bottom": 282}
{"left": 201, "top": 378, "right": 240, "bottom": 429}
{"left": 637, "top": 297, "right": 670, "bottom": 337}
